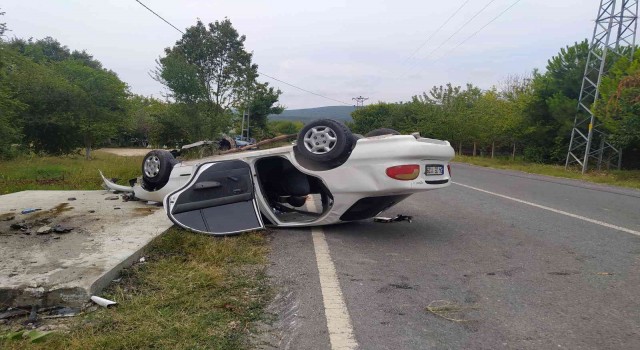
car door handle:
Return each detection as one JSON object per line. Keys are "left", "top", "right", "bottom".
{"left": 194, "top": 181, "right": 221, "bottom": 190}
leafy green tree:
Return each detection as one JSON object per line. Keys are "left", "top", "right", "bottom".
{"left": 350, "top": 103, "right": 396, "bottom": 134}
{"left": 0, "top": 8, "right": 7, "bottom": 38}
{"left": 155, "top": 19, "right": 255, "bottom": 137}
{"left": 597, "top": 52, "right": 640, "bottom": 149}
{"left": 243, "top": 86, "right": 284, "bottom": 139}
{"left": 5, "top": 49, "right": 82, "bottom": 155}
{"left": 522, "top": 41, "right": 591, "bottom": 162}
{"left": 2, "top": 39, "right": 128, "bottom": 157}
{"left": 54, "top": 60, "right": 128, "bottom": 158}
{"left": 268, "top": 120, "right": 303, "bottom": 135}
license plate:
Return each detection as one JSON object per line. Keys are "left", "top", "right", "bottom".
{"left": 425, "top": 165, "right": 444, "bottom": 176}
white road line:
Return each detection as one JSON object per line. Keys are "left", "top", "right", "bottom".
{"left": 453, "top": 182, "right": 640, "bottom": 237}
{"left": 311, "top": 227, "right": 358, "bottom": 350}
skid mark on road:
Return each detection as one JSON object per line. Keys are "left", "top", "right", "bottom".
{"left": 312, "top": 226, "right": 359, "bottom": 349}
{"left": 453, "top": 182, "right": 640, "bottom": 237}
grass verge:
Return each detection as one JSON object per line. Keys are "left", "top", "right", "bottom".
{"left": 1, "top": 228, "right": 271, "bottom": 349}
{"left": 0, "top": 150, "right": 143, "bottom": 195}
{"left": 1, "top": 151, "right": 273, "bottom": 349}
{"left": 455, "top": 155, "right": 640, "bottom": 190}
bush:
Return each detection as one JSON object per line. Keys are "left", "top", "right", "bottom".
{"left": 523, "top": 146, "right": 547, "bottom": 163}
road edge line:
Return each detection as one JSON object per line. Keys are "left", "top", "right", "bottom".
{"left": 311, "top": 225, "right": 358, "bottom": 349}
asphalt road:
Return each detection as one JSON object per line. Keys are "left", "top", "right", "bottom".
{"left": 261, "top": 163, "right": 640, "bottom": 350}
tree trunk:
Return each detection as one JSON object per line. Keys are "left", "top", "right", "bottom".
{"left": 491, "top": 141, "right": 495, "bottom": 159}
{"left": 512, "top": 142, "right": 516, "bottom": 161}
{"left": 473, "top": 142, "right": 477, "bottom": 157}
{"left": 458, "top": 142, "right": 462, "bottom": 156}
{"left": 84, "top": 135, "right": 92, "bottom": 160}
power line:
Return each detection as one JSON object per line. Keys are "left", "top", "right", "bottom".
{"left": 401, "top": 0, "right": 471, "bottom": 65}
{"left": 134, "top": 0, "right": 184, "bottom": 34}
{"left": 420, "top": 0, "right": 497, "bottom": 61}
{"left": 133, "top": 0, "right": 350, "bottom": 106}
{"left": 407, "top": 0, "right": 523, "bottom": 77}
{"left": 258, "top": 72, "right": 351, "bottom": 105}
{"left": 435, "top": 0, "right": 524, "bottom": 63}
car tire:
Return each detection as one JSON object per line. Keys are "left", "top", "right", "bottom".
{"left": 141, "top": 150, "right": 178, "bottom": 191}
{"left": 296, "top": 119, "right": 354, "bottom": 165}
{"left": 365, "top": 128, "right": 400, "bottom": 137}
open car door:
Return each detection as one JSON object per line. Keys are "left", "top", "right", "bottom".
{"left": 164, "top": 160, "right": 264, "bottom": 235}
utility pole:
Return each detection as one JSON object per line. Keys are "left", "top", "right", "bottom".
{"left": 240, "top": 63, "right": 255, "bottom": 142}
{"left": 352, "top": 96, "right": 369, "bottom": 109}
{"left": 565, "top": 0, "right": 638, "bottom": 173}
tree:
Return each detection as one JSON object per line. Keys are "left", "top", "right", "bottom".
{"left": 0, "top": 8, "right": 7, "bottom": 38}
{"left": 155, "top": 19, "right": 255, "bottom": 137}
{"left": 597, "top": 52, "right": 640, "bottom": 149}
{"left": 55, "top": 60, "right": 129, "bottom": 158}
{"left": 520, "top": 41, "right": 591, "bottom": 162}
{"left": 236, "top": 82, "right": 283, "bottom": 139}
{"left": 268, "top": 120, "right": 303, "bottom": 135}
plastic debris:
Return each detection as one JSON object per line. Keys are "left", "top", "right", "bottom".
{"left": 21, "top": 208, "right": 42, "bottom": 214}
{"left": 10, "top": 222, "right": 28, "bottom": 231}
{"left": 52, "top": 225, "right": 73, "bottom": 234}
{"left": 36, "top": 226, "right": 52, "bottom": 235}
{"left": 90, "top": 296, "right": 117, "bottom": 308}
{"left": 373, "top": 214, "right": 413, "bottom": 223}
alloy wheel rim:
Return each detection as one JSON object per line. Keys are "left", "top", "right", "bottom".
{"left": 303, "top": 126, "right": 338, "bottom": 154}
{"left": 144, "top": 155, "right": 161, "bottom": 177}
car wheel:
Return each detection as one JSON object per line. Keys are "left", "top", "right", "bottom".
{"left": 297, "top": 119, "right": 354, "bottom": 165}
{"left": 141, "top": 150, "right": 178, "bottom": 191}
{"left": 365, "top": 128, "right": 400, "bottom": 137}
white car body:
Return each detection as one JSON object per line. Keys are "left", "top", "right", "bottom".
{"left": 102, "top": 133, "right": 454, "bottom": 235}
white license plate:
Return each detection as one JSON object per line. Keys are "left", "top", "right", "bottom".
{"left": 425, "top": 165, "right": 444, "bottom": 176}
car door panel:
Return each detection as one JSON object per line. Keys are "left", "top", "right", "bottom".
{"left": 165, "top": 160, "right": 264, "bottom": 235}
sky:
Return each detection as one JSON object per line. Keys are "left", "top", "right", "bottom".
{"left": 1, "top": 0, "right": 596, "bottom": 109}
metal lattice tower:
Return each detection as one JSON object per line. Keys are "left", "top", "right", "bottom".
{"left": 565, "top": 0, "right": 638, "bottom": 173}
{"left": 352, "top": 96, "right": 369, "bottom": 109}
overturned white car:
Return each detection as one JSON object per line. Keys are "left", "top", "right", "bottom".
{"left": 102, "top": 119, "right": 454, "bottom": 235}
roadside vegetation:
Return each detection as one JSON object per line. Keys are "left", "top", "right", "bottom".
{"left": 455, "top": 155, "right": 640, "bottom": 190}
{"left": 350, "top": 42, "right": 640, "bottom": 171}
{"left": 0, "top": 149, "right": 273, "bottom": 349}
{"left": 0, "top": 150, "right": 142, "bottom": 194}
{"left": 0, "top": 10, "right": 286, "bottom": 162}
{"left": 0, "top": 228, "right": 271, "bottom": 350}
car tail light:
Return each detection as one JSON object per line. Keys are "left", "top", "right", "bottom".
{"left": 447, "top": 164, "right": 451, "bottom": 176}
{"left": 386, "top": 164, "right": 420, "bottom": 180}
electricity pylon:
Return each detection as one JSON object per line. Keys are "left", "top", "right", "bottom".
{"left": 352, "top": 96, "right": 369, "bottom": 109}
{"left": 565, "top": 0, "right": 638, "bottom": 173}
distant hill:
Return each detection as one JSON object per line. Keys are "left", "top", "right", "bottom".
{"left": 268, "top": 106, "right": 356, "bottom": 123}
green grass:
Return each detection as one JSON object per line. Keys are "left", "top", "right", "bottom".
{"left": 455, "top": 155, "right": 640, "bottom": 190}
{"left": 1, "top": 152, "right": 273, "bottom": 349}
{"left": 0, "top": 151, "right": 143, "bottom": 194}
{"left": 1, "top": 228, "right": 271, "bottom": 349}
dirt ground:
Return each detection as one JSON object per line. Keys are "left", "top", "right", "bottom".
{"left": 98, "top": 148, "right": 151, "bottom": 157}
